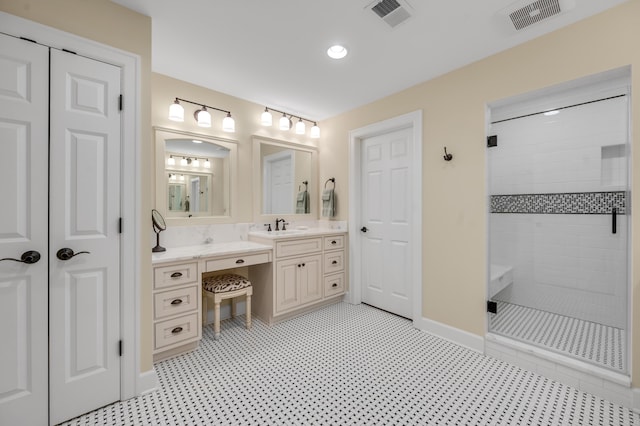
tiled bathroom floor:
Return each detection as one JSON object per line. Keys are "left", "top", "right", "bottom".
{"left": 489, "top": 301, "right": 625, "bottom": 372}
{"left": 61, "top": 303, "right": 639, "bottom": 425}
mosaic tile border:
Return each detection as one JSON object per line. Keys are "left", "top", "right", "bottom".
{"left": 491, "top": 191, "right": 627, "bottom": 214}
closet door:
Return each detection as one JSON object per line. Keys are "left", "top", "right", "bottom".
{"left": 0, "top": 34, "right": 49, "bottom": 426}
{"left": 48, "top": 49, "right": 122, "bottom": 425}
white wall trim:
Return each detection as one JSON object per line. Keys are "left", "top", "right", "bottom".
{"left": 137, "top": 369, "right": 159, "bottom": 396}
{"left": 633, "top": 388, "right": 640, "bottom": 414}
{"left": 0, "top": 11, "right": 143, "bottom": 401}
{"left": 416, "top": 316, "right": 485, "bottom": 353}
{"left": 348, "top": 110, "right": 423, "bottom": 325}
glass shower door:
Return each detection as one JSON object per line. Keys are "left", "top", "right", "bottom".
{"left": 487, "top": 88, "right": 629, "bottom": 373}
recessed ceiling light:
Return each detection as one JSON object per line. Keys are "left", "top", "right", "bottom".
{"left": 543, "top": 110, "right": 560, "bottom": 116}
{"left": 192, "top": 139, "right": 202, "bottom": 143}
{"left": 327, "top": 45, "right": 347, "bottom": 59}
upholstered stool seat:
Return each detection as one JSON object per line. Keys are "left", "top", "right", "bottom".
{"left": 202, "top": 273, "right": 252, "bottom": 340}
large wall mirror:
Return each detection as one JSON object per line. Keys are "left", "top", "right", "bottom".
{"left": 252, "top": 136, "right": 318, "bottom": 221}
{"left": 155, "top": 127, "right": 238, "bottom": 225}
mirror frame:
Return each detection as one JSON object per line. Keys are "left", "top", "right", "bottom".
{"left": 252, "top": 135, "right": 318, "bottom": 222}
{"left": 155, "top": 127, "right": 238, "bottom": 225}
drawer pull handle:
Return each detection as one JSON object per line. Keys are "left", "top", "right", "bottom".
{"left": 331, "top": 240, "right": 337, "bottom": 245}
{"left": 332, "top": 283, "right": 338, "bottom": 288}
{"left": 170, "top": 272, "right": 183, "bottom": 278}
{"left": 171, "top": 299, "right": 183, "bottom": 305}
{"left": 171, "top": 326, "right": 183, "bottom": 334}
{"left": 332, "top": 260, "right": 338, "bottom": 265}
{"left": 235, "top": 259, "right": 245, "bottom": 264}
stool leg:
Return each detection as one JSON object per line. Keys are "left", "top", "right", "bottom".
{"left": 245, "top": 294, "right": 252, "bottom": 330}
{"left": 231, "top": 297, "right": 237, "bottom": 318}
{"left": 214, "top": 300, "right": 221, "bottom": 340}
{"left": 202, "top": 291, "right": 208, "bottom": 325}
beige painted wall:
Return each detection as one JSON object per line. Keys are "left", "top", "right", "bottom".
{"left": 321, "top": 0, "right": 640, "bottom": 385}
{"left": 0, "top": 0, "right": 155, "bottom": 372}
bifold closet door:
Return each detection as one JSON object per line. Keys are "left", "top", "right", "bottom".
{"left": 48, "top": 48, "right": 122, "bottom": 425}
{"left": 0, "top": 33, "right": 50, "bottom": 426}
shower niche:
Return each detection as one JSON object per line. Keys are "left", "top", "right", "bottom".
{"left": 487, "top": 68, "right": 630, "bottom": 373}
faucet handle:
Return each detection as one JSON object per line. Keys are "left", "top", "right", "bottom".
{"left": 264, "top": 223, "right": 272, "bottom": 232}
{"left": 282, "top": 222, "right": 289, "bottom": 231}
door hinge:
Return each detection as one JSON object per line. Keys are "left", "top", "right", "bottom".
{"left": 119, "top": 94, "right": 123, "bottom": 111}
{"left": 119, "top": 217, "right": 123, "bottom": 234}
{"left": 487, "top": 300, "right": 498, "bottom": 314}
{"left": 119, "top": 340, "right": 123, "bottom": 356}
{"left": 487, "top": 135, "right": 498, "bottom": 148}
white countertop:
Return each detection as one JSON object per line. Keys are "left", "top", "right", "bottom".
{"left": 152, "top": 240, "right": 273, "bottom": 264}
{"left": 248, "top": 228, "right": 347, "bottom": 240}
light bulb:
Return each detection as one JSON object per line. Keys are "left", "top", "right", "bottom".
{"left": 167, "top": 155, "right": 175, "bottom": 166}
{"left": 204, "top": 159, "right": 211, "bottom": 169}
{"left": 295, "top": 118, "right": 305, "bottom": 134}
{"left": 261, "top": 108, "right": 273, "bottom": 126}
{"left": 196, "top": 107, "right": 211, "bottom": 127}
{"left": 180, "top": 157, "right": 188, "bottom": 166}
{"left": 222, "top": 112, "right": 235, "bottom": 132}
{"left": 179, "top": 174, "right": 185, "bottom": 181}
{"left": 168, "top": 99, "right": 184, "bottom": 122}
{"left": 192, "top": 158, "right": 200, "bottom": 167}
{"left": 279, "top": 113, "right": 291, "bottom": 130}
{"left": 310, "top": 123, "right": 320, "bottom": 138}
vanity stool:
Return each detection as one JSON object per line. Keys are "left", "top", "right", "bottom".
{"left": 202, "top": 273, "right": 253, "bottom": 340}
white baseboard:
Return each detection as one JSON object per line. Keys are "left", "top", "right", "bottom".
{"left": 415, "top": 316, "right": 484, "bottom": 353}
{"left": 137, "top": 368, "right": 159, "bottom": 396}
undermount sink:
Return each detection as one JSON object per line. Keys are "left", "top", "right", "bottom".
{"left": 249, "top": 229, "right": 307, "bottom": 238}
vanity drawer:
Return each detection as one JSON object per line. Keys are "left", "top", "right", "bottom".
{"left": 324, "top": 251, "right": 345, "bottom": 274}
{"left": 154, "top": 313, "right": 199, "bottom": 351}
{"left": 276, "top": 238, "right": 322, "bottom": 258}
{"left": 205, "top": 251, "right": 271, "bottom": 271}
{"left": 154, "top": 262, "right": 198, "bottom": 290}
{"left": 154, "top": 285, "right": 198, "bottom": 320}
{"left": 324, "top": 235, "right": 345, "bottom": 250}
{"left": 324, "top": 272, "right": 345, "bottom": 297}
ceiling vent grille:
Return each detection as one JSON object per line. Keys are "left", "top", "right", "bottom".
{"left": 370, "top": 0, "right": 412, "bottom": 28}
{"left": 509, "top": 0, "right": 561, "bottom": 30}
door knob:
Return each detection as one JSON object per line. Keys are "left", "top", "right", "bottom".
{"left": 56, "top": 248, "right": 90, "bottom": 261}
{"left": 360, "top": 226, "right": 368, "bottom": 232}
{"left": 0, "top": 250, "right": 41, "bottom": 264}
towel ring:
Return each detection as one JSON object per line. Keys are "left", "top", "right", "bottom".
{"left": 324, "top": 177, "right": 335, "bottom": 189}
{"left": 299, "top": 180, "right": 308, "bottom": 191}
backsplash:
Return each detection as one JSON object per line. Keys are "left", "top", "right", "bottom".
{"left": 156, "top": 220, "right": 348, "bottom": 248}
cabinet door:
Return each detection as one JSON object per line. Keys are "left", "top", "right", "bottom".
{"left": 299, "top": 255, "right": 322, "bottom": 305}
{"left": 275, "top": 258, "right": 301, "bottom": 313}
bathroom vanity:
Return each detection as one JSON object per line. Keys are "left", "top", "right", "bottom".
{"left": 248, "top": 229, "right": 347, "bottom": 325}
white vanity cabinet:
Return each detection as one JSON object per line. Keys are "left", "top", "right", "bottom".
{"left": 152, "top": 260, "right": 202, "bottom": 361}
{"left": 249, "top": 231, "right": 347, "bottom": 324}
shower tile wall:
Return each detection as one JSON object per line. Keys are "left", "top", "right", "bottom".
{"left": 489, "top": 96, "right": 628, "bottom": 329}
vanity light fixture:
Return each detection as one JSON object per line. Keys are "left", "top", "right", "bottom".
{"left": 261, "top": 106, "right": 320, "bottom": 138}
{"left": 204, "top": 158, "right": 211, "bottom": 169}
{"left": 179, "top": 174, "right": 185, "bottom": 181}
{"left": 261, "top": 107, "right": 273, "bottom": 126}
{"left": 168, "top": 97, "right": 235, "bottom": 132}
{"left": 180, "top": 157, "right": 188, "bottom": 166}
{"left": 167, "top": 155, "right": 176, "bottom": 166}
{"left": 192, "top": 158, "right": 200, "bottom": 168}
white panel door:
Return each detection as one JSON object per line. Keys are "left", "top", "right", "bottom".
{"left": 0, "top": 34, "right": 49, "bottom": 426}
{"left": 48, "top": 49, "right": 121, "bottom": 425}
{"left": 264, "top": 151, "right": 293, "bottom": 214}
{"left": 361, "top": 128, "right": 412, "bottom": 318}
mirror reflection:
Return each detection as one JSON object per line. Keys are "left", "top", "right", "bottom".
{"left": 164, "top": 137, "right": 230, "bottom": 217}
{"left": 260, "top": 145, "right": 312, "bottom": 215}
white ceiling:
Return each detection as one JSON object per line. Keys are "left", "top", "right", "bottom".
{"left": 112, "top": 0, "right": 628, "bottom": 121}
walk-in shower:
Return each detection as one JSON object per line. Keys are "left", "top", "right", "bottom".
{"left": 487, "top": 69, "right": 630, "bottom": 373}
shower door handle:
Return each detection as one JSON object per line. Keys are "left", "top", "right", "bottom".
{"left": 612, "top": 207, "right": 617, "bottom": 234}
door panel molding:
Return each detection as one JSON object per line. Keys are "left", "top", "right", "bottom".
{"left": 348, "top": 110, "right": 423, "bottom": 324}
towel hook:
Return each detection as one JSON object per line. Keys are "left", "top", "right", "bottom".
{"left": 299, "top": 180, "right": 308, "bottom": 191}
{"left": 443, "top": 147, "right": 453, "bottom": 161}
{"left": 324, "top": 177, "right": 335, "bottom": 189}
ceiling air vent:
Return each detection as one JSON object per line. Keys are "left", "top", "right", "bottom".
{"left": 370, "top": 0, "right": 412, "bottom": 28}
{"left": 501, "top": 0, "right": 575, "bottom": 31}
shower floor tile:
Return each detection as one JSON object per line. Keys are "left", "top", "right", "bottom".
{"left": 60, "top": 303, "right": 638, "bottom": 425}
{"left": 490, "top": 301, "right": 625, "bottom": 372}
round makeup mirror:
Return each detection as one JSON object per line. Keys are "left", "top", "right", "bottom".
{"left": 151, "top": 209, "right": 167, "bottom": 252}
